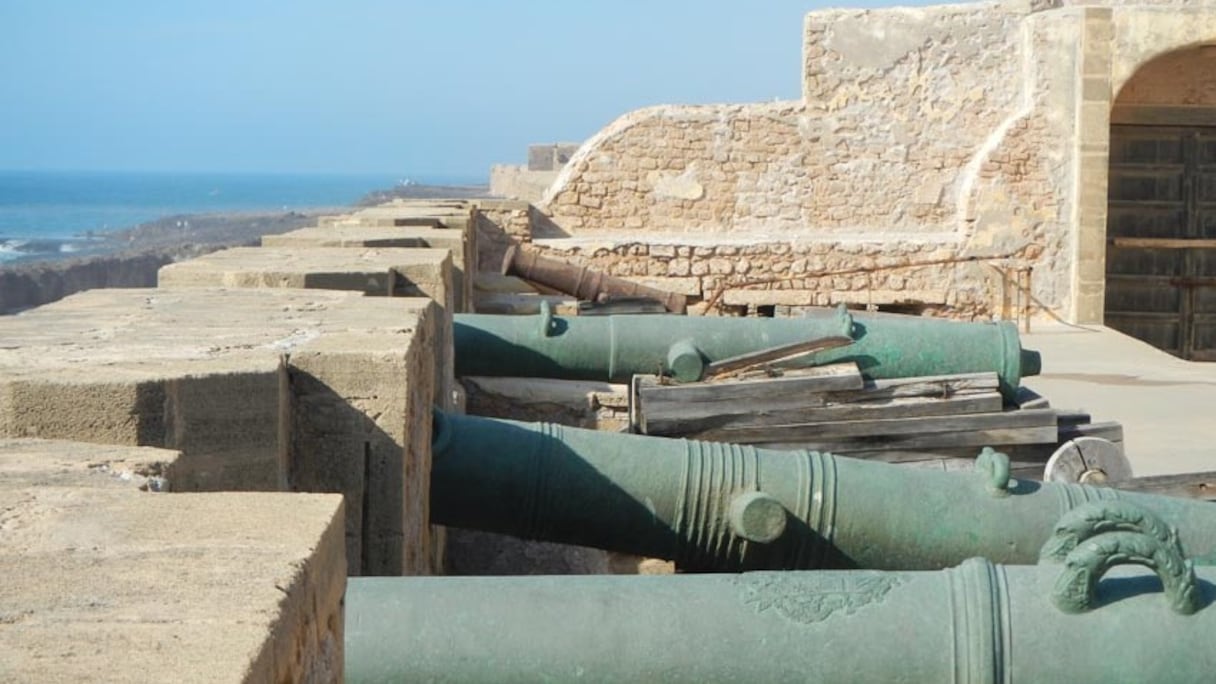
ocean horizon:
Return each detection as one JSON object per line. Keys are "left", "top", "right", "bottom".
{"left": 0, "top": 169, "right": 486, "bottom": 264}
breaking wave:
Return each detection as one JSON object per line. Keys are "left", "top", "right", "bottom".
{"left": 0, "top": 237, "right": 99, "bottom": 264}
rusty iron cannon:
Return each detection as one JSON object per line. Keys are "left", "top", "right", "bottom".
{"left": 502, "top": 245, "right": 688, "bottom": 313}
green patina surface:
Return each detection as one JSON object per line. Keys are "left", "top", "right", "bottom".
{"left": 348, "top": 508, "right": 1214, "bottom": 682}
{"left": 430, "top": 412, "right": 1216, "bottom": 572}
{"left": 453, "top": 305, "right": 1040, "bottom": 399}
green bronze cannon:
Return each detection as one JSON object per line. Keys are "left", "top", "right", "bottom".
{"left": 431, "top": 411, "right": 1216, "bottom": 571}
{"left": 348, "top": 503, "right": 1216, "bottom": 683}
{"left": 453, "top": 303, "right": 1041, "bottom": 398}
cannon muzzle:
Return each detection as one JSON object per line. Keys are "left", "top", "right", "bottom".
{"left": 431, "top": 411, "right": 1216, "bottom": 571}
{"left": 453, "top": 304, "right": 1041, "bottom": 398}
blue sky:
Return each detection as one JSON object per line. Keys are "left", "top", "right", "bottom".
{"left": 0, "top": 0, "right": 940, "bottom": 180}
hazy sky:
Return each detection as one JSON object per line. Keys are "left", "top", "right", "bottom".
{"left": 0, "top": 0, "right": 940, "bottom": 179}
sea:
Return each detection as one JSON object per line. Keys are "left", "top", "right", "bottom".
{"left": 0, "top": 170, "right": 478, "bottom": 265}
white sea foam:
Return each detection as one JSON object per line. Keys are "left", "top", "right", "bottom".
{"left": 0, "top": 239, "right": 28, "bottom": 261}
{"left": 0, "top": 237, "right": 73, "bottom": 263}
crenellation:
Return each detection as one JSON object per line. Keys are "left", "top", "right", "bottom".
{"left": 0, "top": 288, "right": 440, "bottom": 576}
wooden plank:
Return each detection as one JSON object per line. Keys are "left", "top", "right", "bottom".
{"left": 635, "top": 367, "right": 996, "bottom": 434}
{"left": 1111, "top": 105, "right": 1216, "bottom": 127}
{"left": 702, "top": 336, "right": 853, "bottom": 378}
{"left": 823, "top": 372, "right": 998, "bottom": 403}
{"left": 1105, "top": 274, "right": 1178, "bottom": 283}
{"left": 1108, "top": 472, "right": 1216, "bottom": 501}
{"left": 763, "top": 416, "right": 1113, "bottom": 457}
{"left": 855, "top": 372, "right": 999, "bottom": 390}
{"left": 640, "top": 368, "right": 992, "bottom": 412}
{"left": 638, "top": 370, "right": 1002, "bottom": 436}
{"left": 1110, "top": 238, "right": 1216, "bottom": 249}
{"left": 642, "top": 391, "right": 1004, "bottom": 437}
{"left": 638, "top": 363, "right": 862, "bottom": 407}
{"left": 690, "top": 408, "right": 1058, "bottom": 443}
{"left": 756, "top": 424, "right": 1060, "bottom": 452}
{"left": 1108, "top": 200, "right": 1185, "bottom": 210}
{"left": 1170, "top": 277, "right": 1216, "bottom": 288}
{"left": 1105, "top": 311, "right": 1183, "bottom": 321}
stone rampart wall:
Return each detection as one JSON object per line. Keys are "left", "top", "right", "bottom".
{"left": 489, "top": 165, "right": 559, "bottom": 204}
{"left": 526, "top": 0, "right": 1216, "bottom": 322}
{"left": 530, "top": 1, "right": 1074, "bottom": 319}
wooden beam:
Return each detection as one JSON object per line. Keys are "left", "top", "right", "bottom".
{"left": 689, "top": 408, "right": 1058, "bottom": 444}
{"left": 702, "top": 336, "right": 853, "bottom": 379}
{"left": 756, "top": 424, "right": 1060, "bottom": 452}
{"left": 1109, "top": 472, "right": 1216, "bottom": 501}
{"left": 642, "top": 391, "right": 1004, "bottom": 437}
{"left": 639, "top": 369, "right": 993, "bottom": 411}
{"left": 638, "top": 370, "right": 1003, "bottom": 436}
{"left": 1111, "top": 105, "right": 1216, "bottom": 127}
{"left": 824, "top": 372, "right": 998, "bottom": 403}
{"left": 1110, "top": 237, "right": 1216, "bottom": 250}
{"left": 637, "top": 363, "right": 862, "bottom": 408}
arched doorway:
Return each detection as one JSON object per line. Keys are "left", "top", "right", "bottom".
{"left": 1105, "top": 45, "right": 1216, "bottom": 359}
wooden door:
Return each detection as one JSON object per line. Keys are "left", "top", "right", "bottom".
{"left": 1106, "top": 125, "right": 1216, "bottom": 359}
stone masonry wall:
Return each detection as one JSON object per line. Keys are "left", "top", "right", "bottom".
{"left": 527, "top": 0, "right": 1216, "bottom": 322}
{"left": 543, "top": 3, "right": 1029, "bottom": 237}
{"left": 533, "top": 0, "right": 1067, "bottom": 320}
{"left": 526, "top": 236, "right": 994, "bottom": 317}
{"left": 1114, "top": 46, "right": 1216, "bottom": 107}
{"left": 474, "top": 200, "right": 533, "bottom": 272}
{"left": 489, "top": 165, "right": 560, "bottom": 204}
{"left": 474, "top": 199, "right": 570, "bottom": 273}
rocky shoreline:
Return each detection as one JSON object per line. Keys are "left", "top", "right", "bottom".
{"left": 0, "top": 183, "right": 492, "bottom": 314}
{"left": 0, "top": 210, "right": 326, "bottom": 313}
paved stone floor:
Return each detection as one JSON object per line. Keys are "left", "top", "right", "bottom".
{"left": 1022, "top": 323, "right": 1216, "bottom": 477}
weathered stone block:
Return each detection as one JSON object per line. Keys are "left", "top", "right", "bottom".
{"left": 0, "top": 490, "right": 345, "bottom": 683}
{"left": 722, "top": 289, "right": 819, "bottom": 307}
{"left": 528, "top": 144, "right": 557, "bottom": 171}
{"left": 262, "top": 225, "right": 474, "bottom": 314}
{"left": 320, "top": 200, "right": 476, "bottom": 232}
{"left": 0, "top": 439, "right": 179, "bottom": 491}
{"left": 620, "top": 276, "right": 702, "bottom": 296}
{"left": 0, "top": 288, "right": 438, "bottom": 575}
{"left": 158, "top": 246, "right": 456, "bottom": 412}
{"left": 288, "top": 324, "right": 438, "bottom": 576}
{"left": 0, "top": 297, "right": 284, "bottom": 492}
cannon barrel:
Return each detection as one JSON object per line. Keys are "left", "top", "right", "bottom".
{"left": 430, "top": 411, "right": 1216, "bottom": 571}
{"left": 453, "top": 304, "right": 1041, "bottom": 398}
{"left": 348, "top": 505, "right": 1216, "bottom": 683}
{"left": 503, "top": 245, "right": 688, "bottom": 313}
